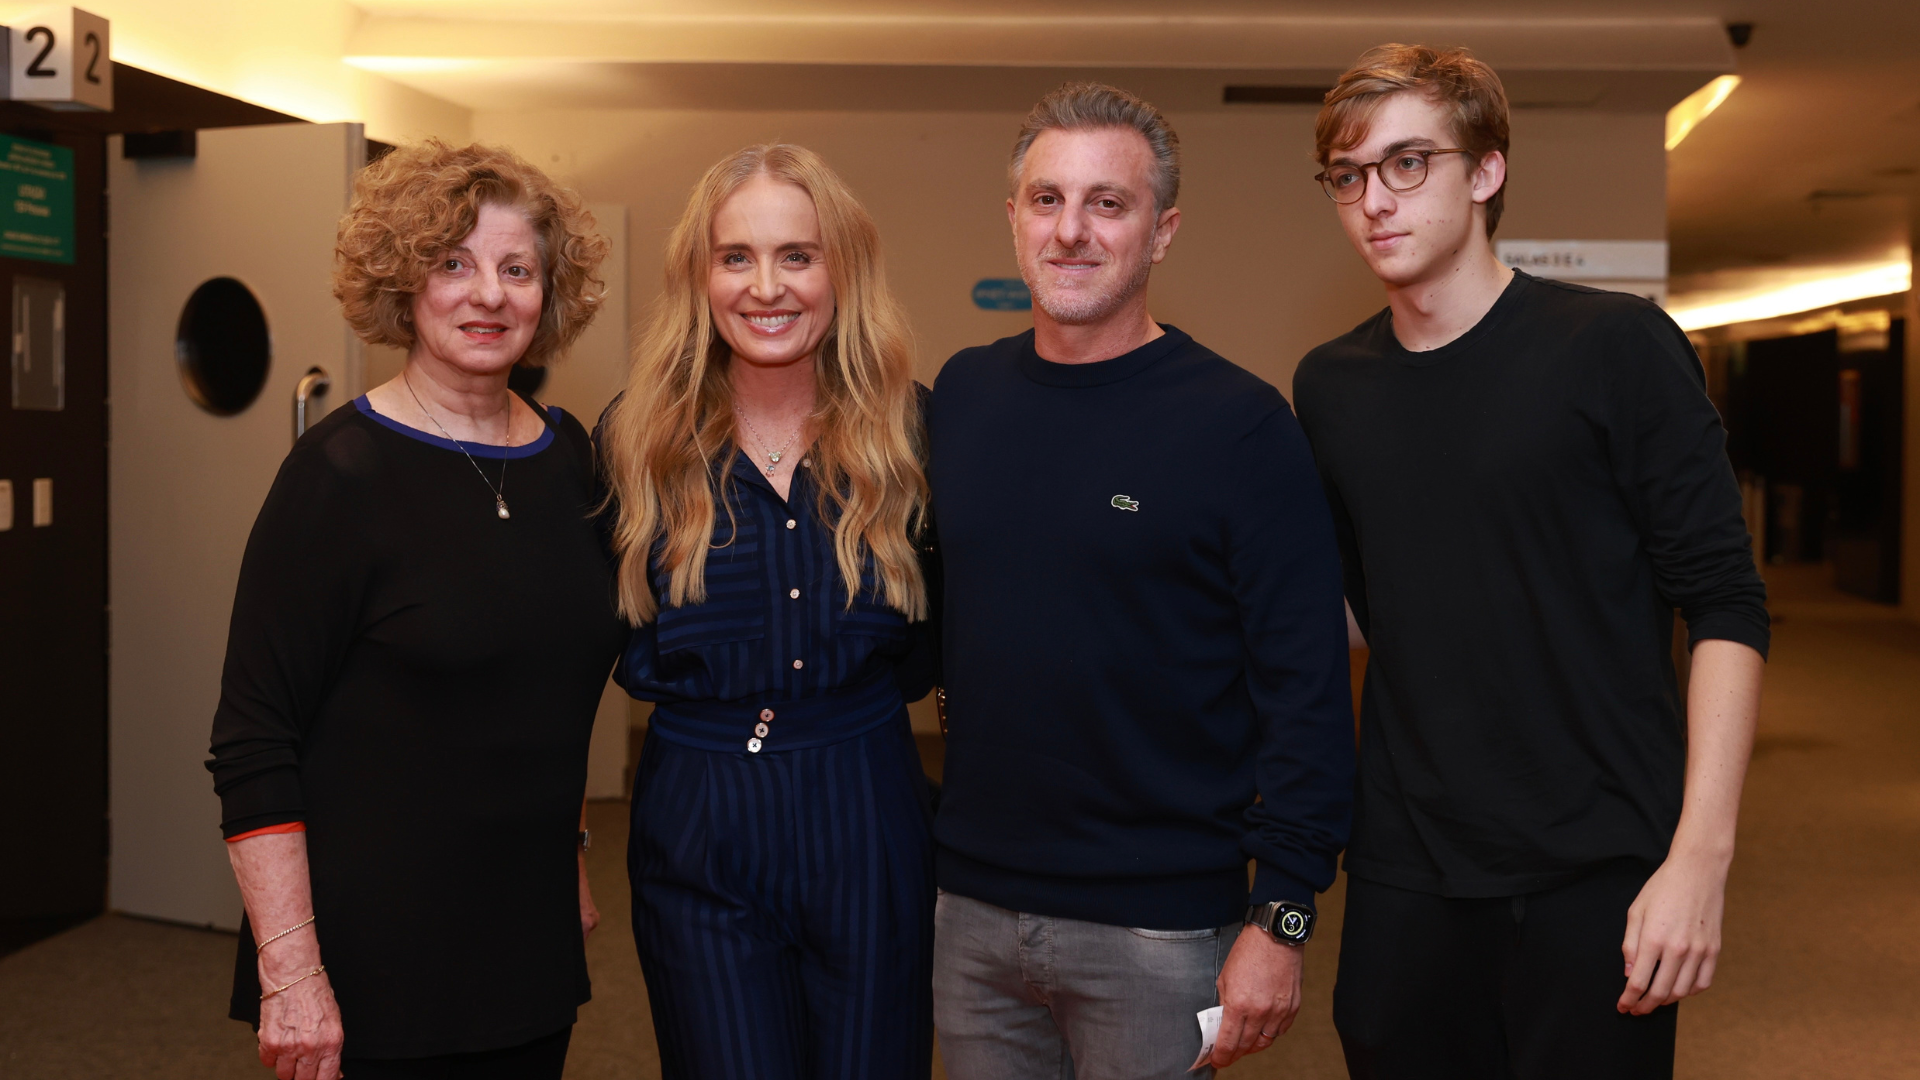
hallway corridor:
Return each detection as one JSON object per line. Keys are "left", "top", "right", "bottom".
{"left": 2, "top": 567, "right": 1915, "bottom": 1078}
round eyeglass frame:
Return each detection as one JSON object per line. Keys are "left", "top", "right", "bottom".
{"left": 1314, "top": 148, "right": 1472, "bottom": 204}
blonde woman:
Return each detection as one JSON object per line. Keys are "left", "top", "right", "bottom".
{"left": 599, "top": 144, "right": 935, "bottom": 1078}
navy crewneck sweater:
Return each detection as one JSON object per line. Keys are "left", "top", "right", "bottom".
{"left": 928, "top": 325, "right": 1354, "bottom": 930}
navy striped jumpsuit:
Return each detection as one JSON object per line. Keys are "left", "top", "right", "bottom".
{"left": 616, "top": 448, "right": 936, "bottom": 1080}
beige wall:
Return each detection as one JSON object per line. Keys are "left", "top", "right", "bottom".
{"left": 473, "top": 106, "right": 1666, "bottom": 397}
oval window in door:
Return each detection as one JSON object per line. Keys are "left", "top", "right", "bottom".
{"left": 176, "top": 277, "right": 270, "bottom": 415}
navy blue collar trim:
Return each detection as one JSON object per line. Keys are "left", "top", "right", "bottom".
{"left": 355, "top": 395, "right": 558, "bottom": 459}
{"left": 1015, "top": 324, "right": 1191, "bottom": 387}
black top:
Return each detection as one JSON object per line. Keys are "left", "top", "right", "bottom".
{"left": 928, "top": 326, "right": 1354, "bottom": 930}
{"left": 610, "top": 437, "right": 937, "bottom": 750}
{"left": 1293, "top": 271, "right": 1770, "bottom": 898}
{"left": 205, "top": 396, "right": 628, "bottom": 1058}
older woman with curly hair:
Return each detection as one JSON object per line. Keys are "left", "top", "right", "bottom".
{"left": 205, "top": 141, "right": 626, "bottom": 1080}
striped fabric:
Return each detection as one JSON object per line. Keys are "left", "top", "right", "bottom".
{"left": 617, "top": 450, "right": 936, "bottom": 1079}
{"left": 617, "top": 452, "right": 922, "bottom": 718}
{"left": 629, "top": 721, "right": 934, "bottom": 1079}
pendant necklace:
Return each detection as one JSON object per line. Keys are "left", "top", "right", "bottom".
{"left": 405, "top": 371, "right": 513, "bottom": 519}
{"left": 733, "top": 402, "right": 803, "bottom": 478}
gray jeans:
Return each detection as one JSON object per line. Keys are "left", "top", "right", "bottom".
{"left": 933, "top": 890, "right": 1239, "bottom": 1080}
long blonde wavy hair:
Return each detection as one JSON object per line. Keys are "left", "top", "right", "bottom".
{"left": 601, "top": 144, "right": 927, "bottom": 625}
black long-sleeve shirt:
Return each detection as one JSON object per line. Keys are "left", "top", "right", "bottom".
{"left": 204, "top": 397, "right": 627, "bottom": 1057}
{"left": 929, "top": 326, "right": 1354, "bottom": 930}
{"left": 1293, "top": 271, "right": 1770, "bottom": 898}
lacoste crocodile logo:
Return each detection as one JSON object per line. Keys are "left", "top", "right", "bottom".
{"left": 1111, "top": 494, "right": 1140, "bottom": 512}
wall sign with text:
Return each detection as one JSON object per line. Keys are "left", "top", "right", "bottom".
{"left": 6, "top": 6, "right": 112, "bottom": 112}
{"left": 0, "top": 135, "right": 76, "bottom": 264}
{"left": 1495, "top": 239, "right": 1668, "bottom": 306}
{"left": 972, "top": 278, "right": 1031, "bottom": 311}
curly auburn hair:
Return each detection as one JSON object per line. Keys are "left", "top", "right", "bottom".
{"left": 333, "top": 140, "right": 609, "bottom": 366}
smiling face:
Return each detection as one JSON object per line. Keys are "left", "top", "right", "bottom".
{"left": 1331, "top": 91, "right": 1505, "bottom": 289}
{"left": 409, "top": 202, "right": 544, "bottom": 374}
{"left": 708, "top": 175, "right": 835, "bottom": 373}
{"left": 1009, "top": 126, "right": 1178, "bottom": 327}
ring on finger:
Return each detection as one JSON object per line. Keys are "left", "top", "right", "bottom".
{"left": 1260, "top": 1030, "right": 1277, "bottom": 1039}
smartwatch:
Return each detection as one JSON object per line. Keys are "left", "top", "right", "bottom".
{"left": 1245, "top": 900, "right": 1315, "bottom": 946}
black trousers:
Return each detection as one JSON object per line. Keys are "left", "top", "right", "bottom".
{"left": 340, "top": 1026, "right": 571, "bottom": 1080}
{"left": 1334, "top": 861, "right": 1676, "bottom": 1080}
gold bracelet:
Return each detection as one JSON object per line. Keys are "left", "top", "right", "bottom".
{"left": 260, "top": 965, "right": 326, "bottom": 1001}
{"left": 255, "top": 915, "right": 315, "bottom": 955}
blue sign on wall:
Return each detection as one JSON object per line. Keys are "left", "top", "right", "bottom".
{"left": 971, "top": 278, "right": 1031, "bottom": 311}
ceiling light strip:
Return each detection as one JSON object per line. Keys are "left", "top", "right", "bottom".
{"left": 1669, "top": 262, "right": 1911, "bottom": 331}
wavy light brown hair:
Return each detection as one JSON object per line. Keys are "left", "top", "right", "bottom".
{"left": 1315, "top": 44, "right": 1512, "bottom": 236}
{"left": 334, "top": 140, "right": 609, "bottom": 365}
{"left": 601, "top": 144, "right": 927, "bottom": 625}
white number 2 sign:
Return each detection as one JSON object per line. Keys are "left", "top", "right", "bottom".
{"left": 7, "top": 7, "right": 112, "bottom": 113}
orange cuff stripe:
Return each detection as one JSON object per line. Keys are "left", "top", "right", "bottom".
{"left": 226, "top": 821, "right": 307, "bottom": 843}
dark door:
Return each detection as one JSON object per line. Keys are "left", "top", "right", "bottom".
{"left": 1728, "top": 329, "right": 1841, "bottom": 563}
{"left": 1832, "top": 319, "right": 1904, "bottom": 602}
{"left": 0, "top": 129, "right": 107, "bottom": 954}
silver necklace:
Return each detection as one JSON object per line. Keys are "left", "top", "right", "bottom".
{"left": 404, "top": 371, "right": 512, "bottom": 520}
{"left": 733, "top": 402, "right": 803, "bottom": 478}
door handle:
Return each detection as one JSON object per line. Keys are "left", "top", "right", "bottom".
{"left": 294, "top": 366, "right": 331, "bottom": 441}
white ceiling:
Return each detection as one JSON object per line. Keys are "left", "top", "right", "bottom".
{"left": 344, "top": 0, "right": 1920, "bottom": 280}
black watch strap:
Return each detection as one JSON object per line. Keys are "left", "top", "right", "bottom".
{"left": 1245, "top": 901, "right": 1315, "bottom": 945}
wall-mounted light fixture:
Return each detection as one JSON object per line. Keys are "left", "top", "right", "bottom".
{"left": 1666, "top": 75, "right": 1741, "bottom": 150}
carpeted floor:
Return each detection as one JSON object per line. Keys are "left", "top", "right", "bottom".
{"left": 3, "top": 565, "right": 1914, "bottom": 1079}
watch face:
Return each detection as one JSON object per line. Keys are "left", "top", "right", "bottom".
{"left": 1279, "top": 909, "right": 1309, "bottom": 939}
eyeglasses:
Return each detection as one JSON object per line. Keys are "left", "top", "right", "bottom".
{"left": 1314, "top": 148, "right": 1471, "bottom": 204}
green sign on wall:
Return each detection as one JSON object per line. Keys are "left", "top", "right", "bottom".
{"left": 0, "top": 135, "right": 76, "bottom": 265}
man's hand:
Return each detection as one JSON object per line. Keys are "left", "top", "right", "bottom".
{"left": 1618, "top": 639, "right": 1761, "bottom": 1017}
{"left": 1210, "top": 927, "right": 1304, "bottom": 1069}
{"left": 1618, "top": 848, "right": 1729, "bottom": 1015}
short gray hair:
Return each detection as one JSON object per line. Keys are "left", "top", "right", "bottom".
{"left": 1009, "top": 82, "right": 1181, "bottom": 213}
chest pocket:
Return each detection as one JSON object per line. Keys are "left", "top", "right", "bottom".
{"left": 833, "top": 564, "right": 909, "bottom": 642}
{"left": 653, "top": 515, "right": 768, "bottom": 653}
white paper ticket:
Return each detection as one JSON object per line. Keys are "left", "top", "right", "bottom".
{"left": 1189, "top": 1005, "right": 1223, "bottom": 1073}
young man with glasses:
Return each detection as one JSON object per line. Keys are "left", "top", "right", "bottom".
{"left": 928, "top": 83, "right": 1355, "bottom": 1078}
{"left": 1292, "top": 45, "right": 1769, "bottom": 1079}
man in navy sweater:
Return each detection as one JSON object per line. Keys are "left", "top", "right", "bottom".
{"left": 928, "top": 83, "right": 1355, "bottom": 1079}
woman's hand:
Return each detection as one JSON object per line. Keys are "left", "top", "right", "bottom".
{"left": 257, "top": 964, "right": 344, "bottom": 1080}
{"left": 226, "top": 832, "right": 344, "bottom": 1080}
{"left": 578, "top": 851, "right": 600, "bottom": 942}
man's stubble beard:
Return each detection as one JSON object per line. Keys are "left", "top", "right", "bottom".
{"left": 1019, "top": 239, "right": 1156, "bottom": 327}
